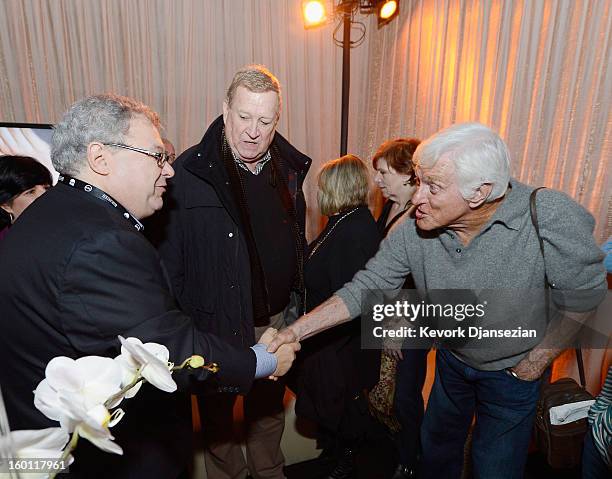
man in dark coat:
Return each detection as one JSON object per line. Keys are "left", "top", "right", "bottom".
{"left": 159, "top": 65, "right": 311, "bottom": 479}
{"left": 0, "top": 94, "right": 298, "bottom": 478}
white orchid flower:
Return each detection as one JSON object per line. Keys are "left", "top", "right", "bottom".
{"left": 58, "top": 392, "right": 123, "bottom": 455}
{"left": 34, "top": 356, "right": 123, "bottom": 422}
{"left": 33, "top": 356, "right": 124, "bottom": 455}
{"left": 114, "top": 336, "right": 176, "bottom": 395}
{"left": 2, "top": 427, "right": 72, "bottom": 479}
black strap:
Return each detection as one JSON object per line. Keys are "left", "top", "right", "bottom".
{"left": 57, "top": 174, "right": 144, "bottom": 232}
{"left": 382, "top": 202, "right": 412, "bottom": 237}
{"left": 529, "top": 187, "right": 548, "bottom": 286}
{"left": 529, "top": 187, "right": 586, "bottom": 387}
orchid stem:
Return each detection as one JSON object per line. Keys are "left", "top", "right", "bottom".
{"left": 49, "top": 431, "right": 79, "bottom": 479}
{"left": 104, "top": 372, "right": 146, "bottom": 409}
{"left": 171, "top": 357, "right": 191, "bottom": 371}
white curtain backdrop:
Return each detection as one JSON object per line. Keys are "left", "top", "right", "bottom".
{"left": 354, "top": 0, "right": 611, "bottom": 389}
{"left": 0, "top": 0, "right": 374, "bottom": 236}
{"left": 357, "top": 0, "right": 611, "bottom": 241}
{"left": 0, "top": 0, "right": 610, "bottom": 384}
{"left": 0, "top": 0, "right": 609, "bottom": 240}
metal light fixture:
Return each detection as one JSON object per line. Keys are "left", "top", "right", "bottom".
{"left": 302, "top": 0, "right": 329, "bottom": 28}
{"left": 377, "top": 0, "right": 399, "bottom": 26}
{"left": 302, "top": 1, "right": 401, "bottom": 155}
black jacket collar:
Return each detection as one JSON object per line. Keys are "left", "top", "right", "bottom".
{"left": 183, "top": 115, "right": 311, "bottom": 183}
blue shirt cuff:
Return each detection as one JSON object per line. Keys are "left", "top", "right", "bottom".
{"left": 250, "top": 343, "right": 278, "bottom": 379}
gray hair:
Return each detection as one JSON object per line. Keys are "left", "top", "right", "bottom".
{"left": 225, "top": 64, "right": 282, "bottom": 111}
{"left": 51, "top": 94, "right": 161, "bottom": 176}
{"left": 413, "top": 122, "right": 510, "bottom": 201}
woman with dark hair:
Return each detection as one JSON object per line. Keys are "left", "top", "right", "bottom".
{"left": 371, "top": 138, "right": 426, "bottom": 479}
{"left": 294, "top": 154, "right": 381, "bottom": 479}
{"left": 0, "top": 155, "right": 52, "bottom": 239}
{"left": 373, "top": 138, "right": 420, "bottom": 233}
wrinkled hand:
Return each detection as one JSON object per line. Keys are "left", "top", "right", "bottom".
{"left": 271, "top": 342, "right": 301, "bottom": 378}
{"left": 382, "top": 337, "right": 403, "bottom": 361}
{"left": 258, "top": 327, "right": 278, "bottom": 347}
{"left": 510, "top": 357, "right": 547, "bottom": 382}
{"left": 267, "top": 327, "right": 298, "bottom": 353}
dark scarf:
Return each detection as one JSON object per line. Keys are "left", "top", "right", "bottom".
{"left": 221, "top": 133, "right": 303, "bottom": 322}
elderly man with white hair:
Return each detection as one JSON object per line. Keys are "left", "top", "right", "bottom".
{"left": 268, "top": 123, "right": 606, "bottom": 478}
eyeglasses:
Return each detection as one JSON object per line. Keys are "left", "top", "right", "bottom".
{"left": 104, "top": 143, "right": 175, "bottom": 168}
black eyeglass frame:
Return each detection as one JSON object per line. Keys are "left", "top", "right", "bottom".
{"left": 104, "top": 143, "right": 175, "bottom": 168}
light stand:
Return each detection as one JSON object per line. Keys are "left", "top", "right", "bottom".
{"left": 303, "top": 1, "right": 400, "bottom": 155}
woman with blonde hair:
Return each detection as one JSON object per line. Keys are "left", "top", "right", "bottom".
{"left": 294, "top": 154, "right": 381, "bottom": 479}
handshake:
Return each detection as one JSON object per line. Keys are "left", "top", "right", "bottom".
{"left": 257, "top": 326, "right": 301, "bottom": 379}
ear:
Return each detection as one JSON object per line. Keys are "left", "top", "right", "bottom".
{"left": 222, "top": 100, "right": 229, "bottom": 124}
{"left": 0, "top": 202, "right": 14, "bottom": 216}
{"left": 86, "top": 142, "right": 111, "bottom": 176}
{"left": 467, "top": 183, "right": 493, "bottom": 208}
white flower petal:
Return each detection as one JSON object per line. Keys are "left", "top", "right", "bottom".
{"left": 86, "top": 435, "right": 123, "bottom": 455}
{"left": 114, "top": 356, "right": 140, "bottom": 387}
{"left": 33, "top": 379, "right": 63, "bottom": 421}
{"left": 58, "top": 415, "right": 79, "bottom": 433}
{"left": 118, "top": 336, "right": 176, "bottom": 393}
{"left": 121, "top": 380, "right": 142, "bottom": 399}
{"left": 76, "top": 424, "right": 123, "bottom": 455}
{"left": 76, "top": 356, "right": 122, "bottom": 390}
{"left": 45, "top": 357, "right": 83, "bottom": 392}
{"left": 85, "top": 404, "right": 112, "bottom": 430}
{"left": 10, "top": 427, "right": 69, "bottom": 455}
{"left": 82, "top": 380, "right": 120, "bottom": 409}
{"left": 56, "top": 389, "right": 86, "bottom": 415}
{"left": 119, "top": 336, "right": 147, "bottom": 364}
{"left": 142, "top": 342, "right": 170, "bottom": 363}
{"left": 114, "top": 354, "right": 137, "bottom": 378}
{"left": 140, "top": 362, "right": 177, "bottom": 393}
{"left": 7, "top": 428, "right": 73, "bottom": 479}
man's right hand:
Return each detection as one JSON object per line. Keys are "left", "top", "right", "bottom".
{"left": 271, "top": 341, "right": 300, "bottom": 377}
{"left": 267, "top": 327, "right": 299, "bottom": 353}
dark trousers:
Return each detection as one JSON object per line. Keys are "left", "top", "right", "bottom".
{"left": 394, "top": 348, "right": 429, "bottom": 467}
{"left": 582, "top": 428, "right": 610, "bottom": 479}
{"left": 200, "top": 312, "right": 287, "bottom": 479}
{"left": 419, "top": 349, "right": 541, "bottom": 479}
{"left": 199, "top": 379, "right": 286, "bottom": 479}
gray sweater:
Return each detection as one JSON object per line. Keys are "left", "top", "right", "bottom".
{"left": 336, "top": 180, "right": 606, "bottom": 370}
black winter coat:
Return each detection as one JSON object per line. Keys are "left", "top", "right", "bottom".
{"left": 159, "top": 116, "right": 311, "bottom": 347}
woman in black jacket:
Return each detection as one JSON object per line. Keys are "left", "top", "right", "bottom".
{"left": 294, "top": 154, "right": 381, "bottom": 479}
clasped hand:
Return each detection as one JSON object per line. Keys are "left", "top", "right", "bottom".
{"left": 257, "top": 327, "right": 300, "bottom": 379}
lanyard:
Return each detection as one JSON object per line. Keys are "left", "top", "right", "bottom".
{"left": 57, "top": 174, "right": 145, "bottom": 232}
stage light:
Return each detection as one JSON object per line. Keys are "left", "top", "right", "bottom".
{"left": 302, "top": 0, "right": 401, "bottom": 154}
{"left": 303, "top": 1, "right": 328, "bottom": 28}
{"left": 377, "top": 0, "right": 399, "bottom": 26}
{"left": 379, "top": 1, "right": 397, "bottom": 19}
